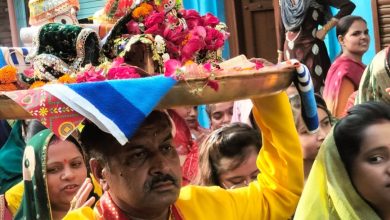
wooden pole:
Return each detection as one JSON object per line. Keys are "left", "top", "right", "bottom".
{"left": 6, "top": 0, "right": 19, "bottom": 47}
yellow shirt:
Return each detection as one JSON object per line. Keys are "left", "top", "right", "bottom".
{"left": 64, "top": 92, "right": 304, "bottom": 219}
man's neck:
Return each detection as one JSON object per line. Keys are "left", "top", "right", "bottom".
{"left": 101, "top": 192, "right": 173, "bottom": 220}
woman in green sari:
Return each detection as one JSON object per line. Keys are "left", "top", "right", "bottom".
{"left": 295, "top": 102, "right": 390, "bottom": 219}
{"left": 356, "top": 46, "right": 390, "bottom": 104}
{"left": 13, "top": 129, "right": 92, "bottom": 220}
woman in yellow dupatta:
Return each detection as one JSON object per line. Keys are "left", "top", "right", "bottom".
{"left": 295, "top": 101, "right": 390, "bottom": 219}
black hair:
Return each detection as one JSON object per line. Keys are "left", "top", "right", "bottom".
{"left": 334, "top": 102, "right": 390, "bottom": 175}
{"left": 25, "top": 120, "right": 47, "bottom": 142}
{"left": 314, "top": 93, "right": 333, "bottom": 124}
{"left": 79, "top": 111, "right": 172, "bottom": 166}
{"left": 336, "top": 15, "right": 366, "bottom": 38}
{"left": 195, "top": 122, "right": 262, "bottom": 186}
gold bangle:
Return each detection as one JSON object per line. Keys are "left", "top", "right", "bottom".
{"left": 277, "top": 50, "right": 283, "bottom": 54}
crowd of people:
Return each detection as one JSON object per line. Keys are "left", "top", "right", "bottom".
{"left": 1, "top": 0, "right": 390, "bottom": 219}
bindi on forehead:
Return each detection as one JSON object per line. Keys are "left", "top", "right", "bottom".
{"left": 63, "top": 159, "right": 68, "bottom": 164}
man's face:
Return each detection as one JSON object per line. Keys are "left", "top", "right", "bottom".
{"left": 103, "top": 117, "right": 182, "bottom": 214}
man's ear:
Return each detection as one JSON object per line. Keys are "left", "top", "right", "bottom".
{"left": 90, "top": 158, "right": 110, "bottom": 191}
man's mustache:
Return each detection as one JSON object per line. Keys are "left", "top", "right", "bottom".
{"left": 145, "top": 174, "right": 179, "bottom": 191}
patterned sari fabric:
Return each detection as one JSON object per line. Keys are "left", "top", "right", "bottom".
{"left": 278, "top": 0, "right": 355, "bottom": 93}
{"left": 356, "top": 46, "right": 390, "bottom": 104}
{"left": 294, "top": 128, "right": 380, "bottom": 219}
{"left": 323, "top": 56, "right": 365, "bottom": 116}
{"left": 14, "top": 129, "right": 55, "bottom": 220}
{"left": 0, "top": 121, "right": 25, "bottom": 194}
{"left": 167, "top": 109, "right": 199, "bottom": 186}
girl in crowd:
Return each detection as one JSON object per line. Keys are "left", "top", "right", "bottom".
{"left": 194, "top": 122, "right": 261, "bottom": 189}
{"left": 4, "top": 130, "right": 94, "bottom": 220}
{"left": 278, "top": 0, "right": 355, "bottom": 92}
{"left": 289, "top": 93, "right": 333, "bottom": 181}
{"left": 323, "top": 15, "right": 370, "bottom": 118}
{"left": 206, "top": 101, "right": 234, "bottom": 131}
{"left": 295, "top": 102, "right": 390, "bottom": 219}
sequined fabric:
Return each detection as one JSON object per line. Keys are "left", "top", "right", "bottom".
{"left": 27, "top": 23, "right": 100, "bottom": 81}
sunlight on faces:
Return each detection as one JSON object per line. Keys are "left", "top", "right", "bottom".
{"left": 46, "top": 140, "right": 87, "bottom": 211}
{"left": 209, "top": 102, "right": 234, "bottom": 131}
{"left": 350, "top": 121, "right": 390, "bottom": 209}
{"left": 339, "top": 20, "right": 370, "bottom": 56}
{"left": 218, "top": 147, "right": 259, "bottom": 189}
{"left": 297, "top": 108, "right": 331, "bottom": 161}
{"left": 103, "top": 113, "right": 182, "bottom": 215}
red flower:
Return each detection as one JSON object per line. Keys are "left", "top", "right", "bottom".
{"left": 203, "top": 62, "right": 212, "bottom": 72}
{"left": 207, "top": 79, "right": 219, "bottom": 91}
{"left": 145, "top": 23, "right": 165, "bottom": 35}
{"left": 181, "top": 37, "right": 205, "bottom": 62}
{"left": 253, "top": 60, "right": 264, "bottom": 70}
{"left": 111, "top": 57, "right": 125, "bottom": 68}
{"left": 144, "top": 12, "right": 165, "bottom": 28}
{"left": 126, "top": 20, "right": 141, "bottom": 35}
{"left": 163, "top": 25, "right": 187, "bottom": 44}
{"left": 165, "top": 41, "right": 180, "bottom": 58}
{"left": 181, "top": 26, "right": 206, "bottom": 61}
{"left": 107, "top": 66, "right": 141, "bottom": 80}
{"left": 202, "top": 13, "right": 220, "bottom": 27}
{"left": 204, "top": 27, "right": 224, "bottom": 50}
{"left": 164, "top": 59, "right": 182, "bottom": 77}
{"left": 180, "top": 9, "right": 203, "bottom": 29}
{"left": 166, "top": 13, "right": 180, "bottom": 26}
{"left": 77, "top": 66, "right": 106, "bottom": 83}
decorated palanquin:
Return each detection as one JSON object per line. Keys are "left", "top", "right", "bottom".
{"left": 0, "top": 0, "right": 296, "bottom": 142}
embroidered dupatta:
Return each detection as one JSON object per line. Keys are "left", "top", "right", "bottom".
{"left": 356, "top": 46, "right": 390, "bottom": 104}
{"left": 14, "top": 129, "right": 55, "bottom": 220}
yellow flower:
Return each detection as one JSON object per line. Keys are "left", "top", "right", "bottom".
{"left": 0, "top": 83, "right": 17, "bottom": 91}
{"left": 29, "top": 81, "right": 46, "bottom": 89}
{"left": 132, "top": 3, "right": 153, "bottom": 19}
{"left": 0, "top": 65, "right": 17, "bottom": 83}
{"left": 39, "top": 107, "right": 48, "bottom": 117}
{"left": 58, "top": 74, "right": 77, "bottom": 84}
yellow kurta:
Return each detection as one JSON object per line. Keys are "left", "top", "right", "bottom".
{"left": 64, "top": 92, "right": 304, "bottom": 219}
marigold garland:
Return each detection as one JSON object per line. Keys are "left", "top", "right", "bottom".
{"left": 0, "top": 83, "right": 17, "bottom": 91}
{"left": 0, "top": 65, "right": 17, "bottom": 84}
{"left": 30, "top": 81, "right": 46, "bottom": 89}
{"left": 58, "top": 74, "right": 77, "bottom": 84}
{"left": 132, "top": 3, "right": 153, "bottom": 19}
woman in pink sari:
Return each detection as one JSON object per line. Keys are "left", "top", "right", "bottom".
{"left": 323, "top": 15, "right": 369, "bottom": 118}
